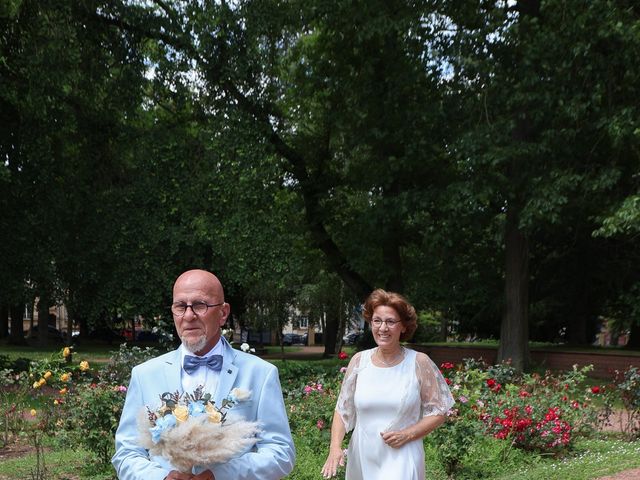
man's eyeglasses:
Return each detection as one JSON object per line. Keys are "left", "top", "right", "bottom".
{"left": 171, "top": 301, "right": 224, "bottom": 316}
{"left": 371, "top": 318, "right": 401, "bottom": 328}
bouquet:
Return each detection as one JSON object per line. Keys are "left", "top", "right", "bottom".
{"left": 138, "top": 386, "right": 261, "bottom": 473}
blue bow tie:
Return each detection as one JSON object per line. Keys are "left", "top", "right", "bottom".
{"left": 183, "top": 354, "right": 223, "bottom": 375}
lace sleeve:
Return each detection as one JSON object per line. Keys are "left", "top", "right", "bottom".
{"left": 416, "top": 352, "right": 454, "bottom": 417}
{"left": 335, "top": 351, "right": 364, "bottom": 433}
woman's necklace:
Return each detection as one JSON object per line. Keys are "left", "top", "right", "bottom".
{"left": 376, "top": 347, "right": 404, "bottom": 367}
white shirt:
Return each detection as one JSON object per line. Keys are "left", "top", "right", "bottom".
{"left": 180, "top": 341, "right": 224, "bottom": 394}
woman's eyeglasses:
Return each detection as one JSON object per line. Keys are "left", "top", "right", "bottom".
{"left": 371, "top": 318, "right": 401, "bottom": 328}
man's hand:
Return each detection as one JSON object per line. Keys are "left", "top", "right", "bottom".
{"left": 191, "top": 470, "right": 215, "bottom": 480}
{"left": 164, "top": 470, "right": 214, "bottom": 480}
{"left": 165, "top": 471, "right": 192, "bottom": 480}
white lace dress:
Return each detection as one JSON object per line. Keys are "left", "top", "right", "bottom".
{"left": 336, "top": 348, "right": 454, "bottom": 480}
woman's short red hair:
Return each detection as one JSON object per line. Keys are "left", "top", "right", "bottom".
{"left": 363, "top": 289, "right": 417, "bottom": 342}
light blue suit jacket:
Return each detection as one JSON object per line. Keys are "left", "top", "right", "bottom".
{"left": 112, "top": 338, "right": 295, "bottom": 480}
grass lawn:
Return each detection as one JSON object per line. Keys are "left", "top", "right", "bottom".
{"left": 495, "top": 438, "right": 640, "bottom": 480}
{"left": 422, "top": 341, "right": 640, "bottom": 356}
{"left": 0, "top": 341, "right": 126, "bottom": 364}
{"left": 1, "top": 436, "right": 639, "bottom": 480}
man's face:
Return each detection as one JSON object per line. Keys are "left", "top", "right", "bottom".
{"left": 172, "top": 270, "right": 229, "bottom": 355}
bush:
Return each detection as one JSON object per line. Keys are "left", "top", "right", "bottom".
{"left": 58, "top": 382, "right": 128, "bottom": 466}
{"left": 435, "top": 360, "right": 602, "bottom": 476}
{"left": 97, "top": 343, "right": 159, "bottom": 386}
{"left": 602, "top": 366, "right": 640, "bottom": 439}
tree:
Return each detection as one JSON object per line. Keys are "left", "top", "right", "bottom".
{"left": 438, "top": 0, "right": 640, "bottom": 368}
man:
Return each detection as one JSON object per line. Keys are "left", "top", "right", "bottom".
{"left": 112, "top": 269, "right": 295, "bottom": 480}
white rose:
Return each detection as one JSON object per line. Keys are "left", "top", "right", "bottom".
{"left": 230, "top": 388, "right": 251, "bottom": 401}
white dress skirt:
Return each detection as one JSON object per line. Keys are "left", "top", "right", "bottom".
{"left": 337, "top": 348, "right": 454, "bottom": 480}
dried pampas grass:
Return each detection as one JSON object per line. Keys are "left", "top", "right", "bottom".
{"left": 138, "top": 411, "right": 261, "bottom": 473}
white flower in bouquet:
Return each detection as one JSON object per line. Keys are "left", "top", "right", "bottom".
{"left": 138, "top": 386, "right": 261, "bottom": 473}
{"left": 240, "top": 343, "right": 256, "bottom": 353}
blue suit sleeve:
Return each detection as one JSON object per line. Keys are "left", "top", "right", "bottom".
{"left": 111, "top": 368, "right": 170, "bottom": 480}
{"left": 207, "top": 366, "right": 295, "bottom": 479}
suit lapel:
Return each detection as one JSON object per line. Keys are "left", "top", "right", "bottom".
{"left": 215, "top": 338, "right": 239, "bottom": 406}
{"left": 161, "top": 348, "right": 182, "bottom": 394}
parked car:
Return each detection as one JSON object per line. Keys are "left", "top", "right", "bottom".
{"left": 343, "top": 332, "right": 362, "bottom": 345}
{"left": 24, "top": 325, "right": 65, "bottom": 342}
{"left": 135, "top": 330, "right": 160, "bottom": 342}
{"left": 87, "top": 327, "right": 126, "bottom": 345}
{"left": 282, "top": 333, "right": 307, "bottom": 346}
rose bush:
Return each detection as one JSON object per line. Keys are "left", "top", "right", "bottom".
{"left": 283, "top": 367, "right": 344, "bottom": 449}
{"left": 430, "top": 360, "right": 604, "bottom": 475}
{"left": 57, "top": 381, "right": 128, "bottom": 465}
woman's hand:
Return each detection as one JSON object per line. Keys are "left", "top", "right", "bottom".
{"left": 321, "top": 447, "right": 345, "bottom": 478}
{"left": 380, "top": 429, "right": 412, "bottom": 449}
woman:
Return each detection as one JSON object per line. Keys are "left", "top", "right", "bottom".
{"left": 321, "top": 289, "right": 454, "bottom": 480}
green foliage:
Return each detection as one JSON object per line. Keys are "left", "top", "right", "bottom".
{"left": 602, "top": 366, "right": 640, "bottom": 439}
{"left": 3, "top": 349, "right": 640, "bottom": 478}
{"left": 434, "top": 361, "right": 603, "bottom": 476}
{"left": 25, "top": 347, "right": 94, "bottom": 392}
{"left": 97, "top": 343, "right": 159, "bottom": 386}
{"left": 57, "top": 382, "right": 127, "bottom": 466}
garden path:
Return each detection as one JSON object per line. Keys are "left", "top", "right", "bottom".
{"left": 595, "top": 468, "right": 640, "bottom": 479}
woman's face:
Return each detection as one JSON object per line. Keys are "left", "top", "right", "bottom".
{"left": 371, "top": 305, "right": 406, "bottom": 348}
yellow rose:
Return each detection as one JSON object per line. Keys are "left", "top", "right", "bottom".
{"left": 63, "top": 347, "right": 71, "bottom": 358}
{"left": 205, "top": 403, "right": 222, "bottom": 424}
{"left": 44, "top": 371, "right": 52, "bottom": 379}
{"left": 54, "top": 399, "right": 59, "bottom": 405}
{"left": 79, "top": 361, "right": 89, "bottom": 372}
{"left": 30, "top": 409, "right": 37, "bottom": 416}
{"left": 59, "top": 388, "right": 67, "bottom": 395}
{"left": 33, "top": 381, "right": 39, "bottom": 389}
{"left": 60, "top": 373, "right": 71, "bottom": 382}
{"left": 38, "top": 378, "right": 46, "bottom": 387}
{"left": 173, "top": 405, "right": 189, "bottom": 422}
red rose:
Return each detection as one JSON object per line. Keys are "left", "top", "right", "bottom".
{"left": 486, "top": 379, "right": 496, "bottom": 388}
{"left": 591, "top": 386, "right": 601, "bottom": 394}
{"left": 338, "top": 351, "right": 349, "bottom": 360}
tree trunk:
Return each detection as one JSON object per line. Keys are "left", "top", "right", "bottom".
{"left": 8, "top": 304, "right": 26, "bottom": 345}
{"left": 497, "top": 208, "right": 530, "bottom": 371}
{"left": 37, "top": 295, "right": 50, "bottom": 346}
{"left": 383, "top": 237, "right": 404, "bottom": 293}
{"left": 323, "top": 301, "right": 341, "bottom": 357}
{"left": 440, "top": 315, "right": 448, "bottom": 342}
{"left": 626, "top": 322, "right": 640, "bottom": 349}
{"left": 0, "top": 303, "right": 8, "bottom": 338}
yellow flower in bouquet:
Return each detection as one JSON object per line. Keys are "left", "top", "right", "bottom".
{"left": 173, "top": 405, "right": 189, "bottom": 422}
{"left": 60, "top": 372, "right": 71, "bottom": 382}
{"left": 79, "top": 361, "right": 89, "bottom": 371}
{"left": 44, "top": 371, "right": 52, "bottom": 379}
{"left": 62, "top": 347, "right": 71, "bottom": 358}
{"left": 204, "top": 403, "right": 222, "bottom": 423}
